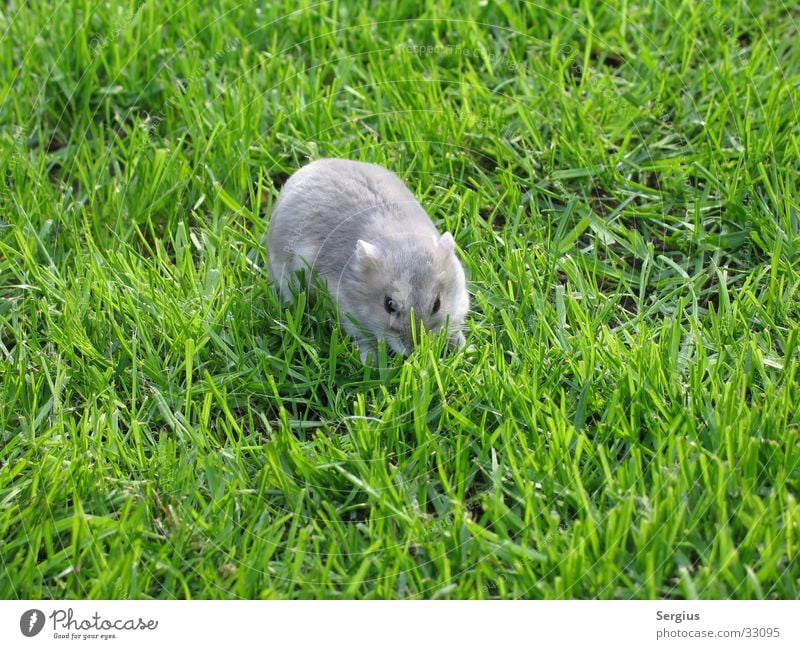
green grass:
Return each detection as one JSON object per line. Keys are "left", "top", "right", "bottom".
{"left": 1, "top": 0, "right": 799, "bottom": 599}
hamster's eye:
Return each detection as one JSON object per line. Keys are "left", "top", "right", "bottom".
{"left": 431, "top": 296, "right": 441, "bottom": 315}
{"left": 384, "top": 296, "right": 398, "bottom": 314}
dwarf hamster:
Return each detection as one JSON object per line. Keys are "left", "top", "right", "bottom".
{"left": 266, "top": 158, "right": 469, "bottom": 363}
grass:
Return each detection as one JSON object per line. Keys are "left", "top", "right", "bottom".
{"left": 0, "top": 0, "right": 798, "bottom": 599}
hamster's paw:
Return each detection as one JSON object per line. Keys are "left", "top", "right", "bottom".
{"left": 358, "top": 343, "right": 378, "bottom": 366}
{"left": 449, "top": 331, "right": 467, "bottom": 349}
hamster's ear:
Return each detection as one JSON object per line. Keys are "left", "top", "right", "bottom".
{"left": 354, "top": 239, "right": 383, "bottom": 270}
{"left": 438, "top": 232, "right": 455, "bottom": 257}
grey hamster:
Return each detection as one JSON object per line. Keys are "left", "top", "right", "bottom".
{"left": 266, "top": 158, "right": 469, "bottom": 363}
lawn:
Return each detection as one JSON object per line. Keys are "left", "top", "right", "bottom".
{"left": 1, "top": 0, "right": 798, "bottom": 599}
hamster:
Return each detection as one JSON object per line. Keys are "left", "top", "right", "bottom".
{"left": 266, "top": 158, "right": 469, "bottom": 363}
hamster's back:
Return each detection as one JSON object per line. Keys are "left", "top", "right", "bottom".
{"left": 267, "top": 158, "right": 436, "bottom": 281}
{"left": 276, "top": 158, "right": 431, "bottom": 227}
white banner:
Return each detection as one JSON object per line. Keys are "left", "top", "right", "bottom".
{"left": 2, "top": 600, "right": 798, "bottom": 648}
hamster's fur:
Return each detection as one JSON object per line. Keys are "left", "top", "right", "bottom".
{"left": 266, "top": 158, "right": 469, "bottom": 362}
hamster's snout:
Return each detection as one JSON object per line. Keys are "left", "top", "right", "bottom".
{"left": 389, "top": 327, "right": 416, "bottom": 357}
{"left": 389, "top": 309, "right": 452, "bottom": 356}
